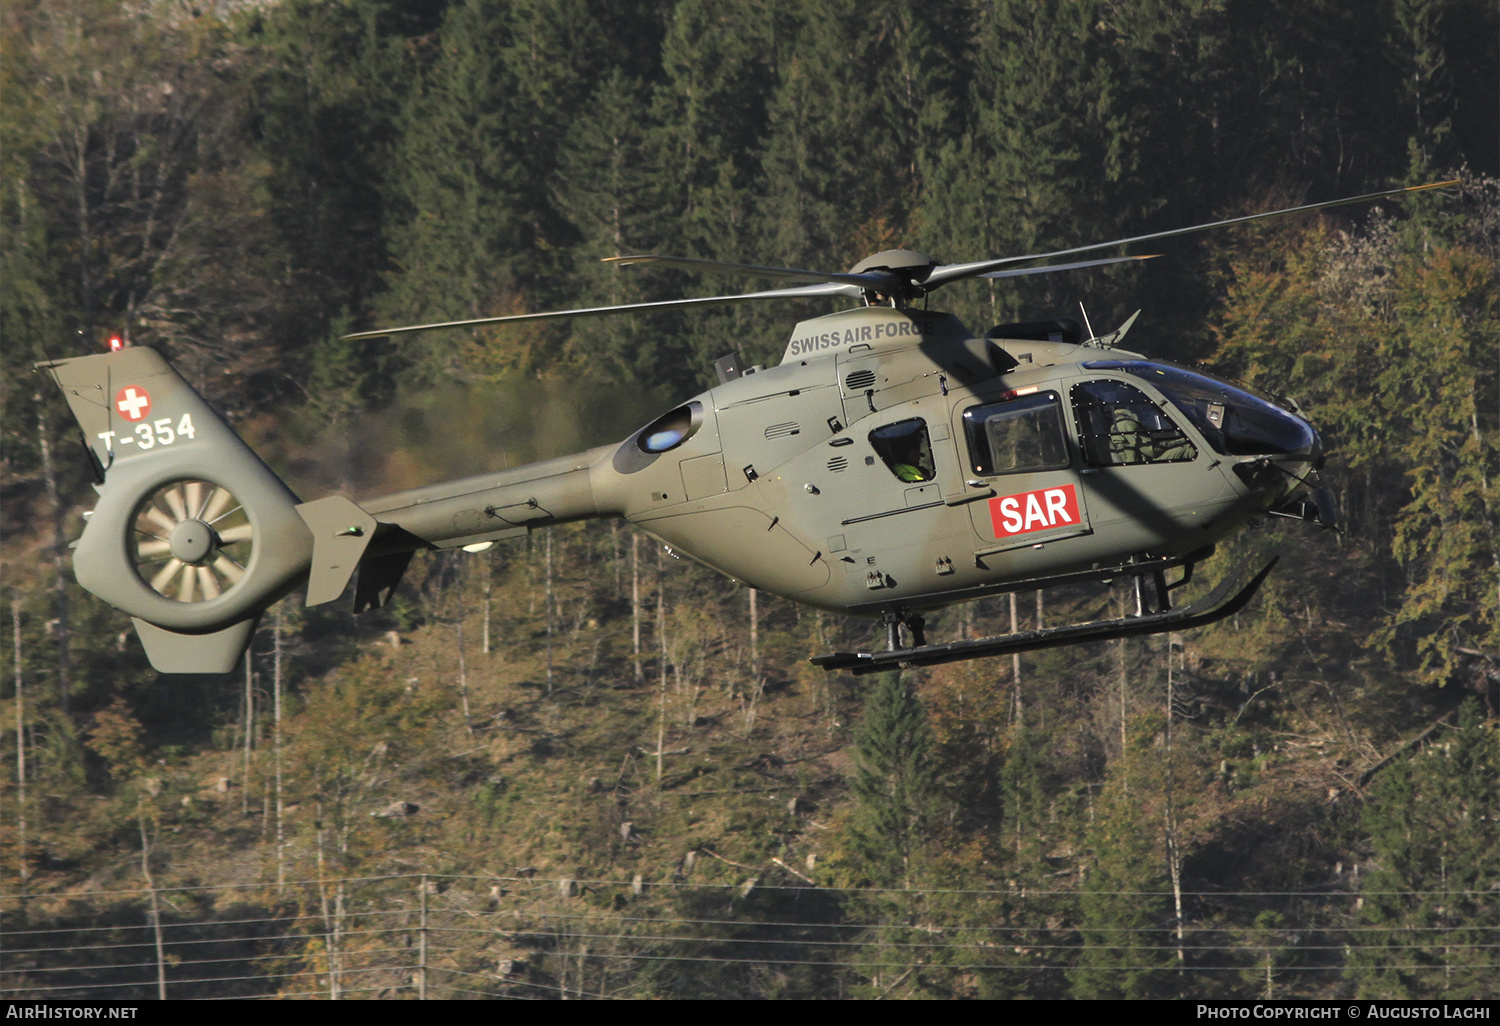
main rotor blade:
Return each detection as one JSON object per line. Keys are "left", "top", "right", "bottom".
{"left": 926, "top": 179, "right": 1460, "bottom": 289}
{"left": 979, "top": 254, "right": 1160, "bottom": 279}
{"left": 603, "top": 253, "right": 894, "bottom": 291}
{"left": 342, "top": 282, "right": 863, "bottom": 340}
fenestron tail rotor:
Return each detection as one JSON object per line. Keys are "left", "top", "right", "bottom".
{"left": 132, "top": 480, "right": 252, "bottom": 603}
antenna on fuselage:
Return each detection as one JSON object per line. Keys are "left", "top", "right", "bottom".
{"left": 1078, "top": 301, "right": 1098, "bottom": 344}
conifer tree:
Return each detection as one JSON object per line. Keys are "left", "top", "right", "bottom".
{"left": 1350, "top": 701, "right": 1500, "bottom": 999}
{"left": 1070, "top": 716, "right": 1175, "bottom": 999}
{"left": 553, "top": 70, "right": 676, "bottom": 384}
{"left": 247, "top": 0, "right": 427, "bottom": 396}
{"left": 845, "top": 670, "right": 936, "bottom": 889}
{"left": 1212, "top": 187, "right": 1499, "bottom": 681}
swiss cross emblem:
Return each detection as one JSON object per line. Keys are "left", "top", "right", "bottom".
{"left": 115, "top": 385, "right": 152, "bottom": 422}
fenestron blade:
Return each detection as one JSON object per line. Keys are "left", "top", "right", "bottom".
{"left": 179, "top": 566, "right": 197, "bottom": 603}
{"left": 341, "top": 282, "right": 863, "bottom": 340}
{"left": 197, "top": 565, "right": 221, "bottom": 600}
{"left": 151, "top": 559, "right": 185, "bottom": 593}
{"left": 216, "top": 523, "right": 254, "bottom": 545}
{"left": 926, "top": 180, "right": 1460, "bottom": 288}
{"left": 201, "top": 487, "right": 234, "bottom": 524}
{"left": 213, "top": 555, "right": 245, "bottom": 585}
{"left": 136, "top": 538, "right": 173, "bottom": 559}
{"left": 185, "top": 480, "right": 205, "bottom": 520}
{"left": 143, "top": 505, "right": 176, "bottom": 535}
{"left": 163, "top": 484, "right": 188, "bottom": 523}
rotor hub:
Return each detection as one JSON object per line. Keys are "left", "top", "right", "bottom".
{"left": 169, "top": 519, "right": 216, "bottom": 565}
{"left": 849, "top": 249, "right": 941, "bottom": 306}
{"left": 848, "top": 249, "right": 940, "bottom": 275}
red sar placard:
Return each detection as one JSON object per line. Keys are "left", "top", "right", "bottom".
{"left": 988, "top": 484, "right": 1082, "bottom": 538}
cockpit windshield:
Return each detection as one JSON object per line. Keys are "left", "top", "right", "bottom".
{"left": 1083, "top": 361, "right": 1317, "bottom": 457}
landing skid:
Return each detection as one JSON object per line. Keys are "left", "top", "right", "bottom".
{"left": 811, "top": 557, "right": 1278, "bottom": 675}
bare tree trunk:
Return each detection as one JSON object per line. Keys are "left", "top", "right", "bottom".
{"left": 1009, "top": 592, "right": 1022, "bottom": 726}
{"left": 1165, "top": 634, "right": 1186, "bottom": 964}
{"left": 612, "top": 520, "right": 622, "bottom": 600}
{"left": 631, "top": 533, "right": 642, "bottom": 684}
{"left": 656, "top": 546, "right": 666, "bottom": 781}
{"left": 457, "top": 622, "right": 473, "bottom": 734}
{"left": 12, "top": 600, "right": 27, "bottom": 888}
{"left": 34, "top": 396, "right": 69, "bottom": 716}
{"left": 482, "top": 553, "right": 492, "bottom": 655}
{"left": 273, "top": 607, "right": 286, "bottom": 895}
{"left": 545, "top": 529, "right": 554, "bottom": 696}
{"left": 1116, "top": 590, "right": 1129, "bottom": 793}
{"left": 314, "top": 797, "right": 339, "bottom": 1000}
{"left": 749, "top": 587, "right": 759, "bottom": 680}
{"left": 418, "top": 875, "right": 428, "bottom": 1000}
{"left": 526, "top": 534, "right": 535, "bottom": 615}
{"left": 242, "top": 648, "right": 254, "bottom": 816}
{"left": 138, "top": 812, "right": 166, "bottom": 999}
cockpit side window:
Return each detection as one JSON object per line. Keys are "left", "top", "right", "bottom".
{"left": 963, "top": 391, "right": 1070, "bottom": 476}
{"left": 1071, "top": 380, "right": 1197, "bottom": 466}
{"left": 869, "top": 418, "right": 936, "bottom": 483}
{"left": 1083, "top": 360, "right": 1317, "bottom": 457}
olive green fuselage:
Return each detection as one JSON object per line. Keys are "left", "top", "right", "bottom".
{"left": 363, "top": 305, "right": 1314, "bottom": 620}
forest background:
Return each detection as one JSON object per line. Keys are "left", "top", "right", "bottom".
{"left": 1, "top": 0, "right": 1497, "bottom": 1000}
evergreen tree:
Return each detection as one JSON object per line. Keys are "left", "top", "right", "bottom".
{"left": 836, "top": 670, "right": 948, "bottom": 997}
{"left": 757, "top": 0, "right": 967, "bottom": 270}
{"left": 377, "top": 0, "right": 622, "bottom": 385}
{"left": 1350, "top": 701, "right": 1500, "bottom": 999}
{"left": 916, "top": 0, "right": 1139, "bottom": 335}
{"left": 553, "top": 69, "right": 676, "bottom": 385}
{"left": 1213, "top": 185, "right": 1500, "bottom": 681}
{"left": 1070, "top": 715, "right": 1175, "bottom": 999}
{"left": 248, "top": 0, "right": 432, "bottom": 402}
{"left": 844, "top": 670, "right": 937, "bottom": 889}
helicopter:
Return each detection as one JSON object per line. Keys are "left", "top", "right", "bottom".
{"left": 41, "top": 181, "right": 1455, "bottom": 675}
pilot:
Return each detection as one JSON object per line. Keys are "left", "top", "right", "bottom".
{"left": 1108, "top": 405, "right": 1195, "bottom": 463}
{"left": 1108, "top": 406, "right": 1149, "bottom": 464}
{"left": 888, "top": 432, "right": 932, "bottom": 482}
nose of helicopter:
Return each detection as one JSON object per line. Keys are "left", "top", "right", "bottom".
{"left": 1294, "top": 423, "right": 1339, "bottom": 529}
{"left": 1237, "top": 417, "right": 1338, "bottom": 529}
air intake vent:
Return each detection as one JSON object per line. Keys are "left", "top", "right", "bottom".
{"left": 764, "top": 421, "right": 800, "bottom": 439}
{"left": 827, "top": 456, "right": 849, "bottom": 473}
{"left": 844, "top": 369, "right": 877, "bottom": 391}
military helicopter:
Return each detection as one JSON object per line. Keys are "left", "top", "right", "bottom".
{"left": 42, "top": 181, "right": 1454, "bottom": 675}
